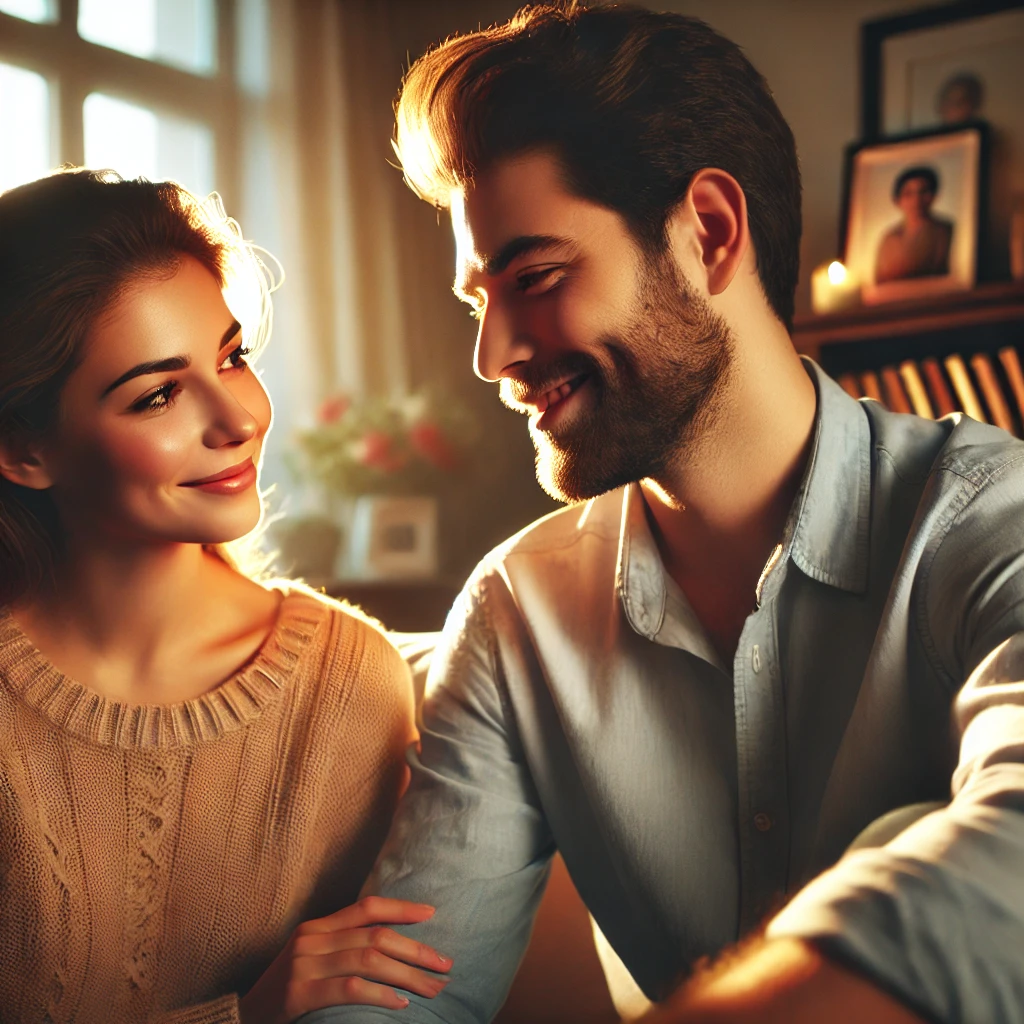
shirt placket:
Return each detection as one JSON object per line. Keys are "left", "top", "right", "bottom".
{"left": 732, "top": 572, "right": 790, "bottom": 935}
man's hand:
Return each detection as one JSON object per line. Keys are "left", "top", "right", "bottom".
{"left": 640, "top": 939, "right": 928, "bottom": 1024}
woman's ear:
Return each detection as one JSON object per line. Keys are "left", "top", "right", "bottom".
{"left": 0, "top": 433, "right": 55, "bottom": 491}
{"left": 665, "top": 167, "right": 751, "bottom": 297}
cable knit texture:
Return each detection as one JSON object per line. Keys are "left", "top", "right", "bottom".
{"left": 0, "top": 589, "right": 415, "bottom": 1024}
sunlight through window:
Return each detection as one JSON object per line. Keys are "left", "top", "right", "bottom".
{"left": 83, "top": 92, "right": 214, "bottom": 197}
{"left": 78, "top": 0, "right": 215, "bottom": 74}
{"left": 0, "top": 62, "right": 50, "bottom": 193}
{"left": 0, "top": 0, "right": 55, "bottom": 23}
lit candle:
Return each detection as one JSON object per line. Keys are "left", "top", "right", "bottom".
{"left": 811, "top": 260, "right": 861, "bottom": 314}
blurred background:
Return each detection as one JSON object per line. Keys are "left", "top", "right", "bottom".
{"left": 0, "top": 0, "right": 983, "bottom": 625}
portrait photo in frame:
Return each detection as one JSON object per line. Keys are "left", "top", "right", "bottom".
{"left": 862, "top": 1, "right": 1024, "bottom": 279}
{"left": 842, "top": 123, "right": 987, "bottom": 305}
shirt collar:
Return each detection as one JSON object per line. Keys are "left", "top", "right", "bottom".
{"left": 786, "top": 358, "right": 872, "bottom": 595}
{"left": 617, "top": 357, "right": 872, "bottom": 641}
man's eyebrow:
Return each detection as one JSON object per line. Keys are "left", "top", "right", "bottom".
{"left": 100, "top": 320, "right": 240, "bottom": 399}
{"left": 453, "top": 234, "right": 577, "bottom": 298}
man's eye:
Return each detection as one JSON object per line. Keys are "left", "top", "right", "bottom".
{"left": 515, "top": 267, "right": 562, "bottom": 293}
{"left": 219, "top": 343, "right": 251, "bottom": 371}
{"left": 130, "top": 382, "right": 179, "bottom": 413}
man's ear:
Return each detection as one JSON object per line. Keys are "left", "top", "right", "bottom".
{"left": 0, "top": 432, "right": 55, "bottom": 491}
{"left": 666, "top": 167, "right": 751, "bottom": 297}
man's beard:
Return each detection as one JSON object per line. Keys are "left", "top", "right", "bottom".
{"left": 501, "top": 257, "right": 733, "bottom": 503}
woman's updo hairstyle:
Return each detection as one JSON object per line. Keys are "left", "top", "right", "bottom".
{"left": 0, "top": 168, "right": 272, "bottom": 606}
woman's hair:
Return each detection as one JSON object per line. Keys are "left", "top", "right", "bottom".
{"left": 0, "top": 168, "right": 275, "bottom": 606}
{"left": 394, "top": 1, "right": 802, "bottom": 329}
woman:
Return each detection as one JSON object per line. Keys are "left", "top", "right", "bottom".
{"left": 0, "top": 169, "right": 450, "bottom": 1023}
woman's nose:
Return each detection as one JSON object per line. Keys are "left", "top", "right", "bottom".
{"left": 203, "top": 391, "right": 258, "bottom": 448}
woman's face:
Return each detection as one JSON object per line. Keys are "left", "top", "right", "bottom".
{"left": 41, "top": 255, "right": 272, "bottom": 550}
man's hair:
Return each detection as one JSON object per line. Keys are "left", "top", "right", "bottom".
{"left": 893, "top": 165, "right": 939, "bottom": 200}
{"left": 394, "top": 2, "right": 802, "bottom": 329}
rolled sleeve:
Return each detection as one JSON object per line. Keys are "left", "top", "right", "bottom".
{"left": 304, "top": 575, "right": 554, "bottom": 1024}
{"left": 769, "top": 462, "right": 1024, "bottom": 1022}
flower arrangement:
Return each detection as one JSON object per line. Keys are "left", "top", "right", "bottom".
{"left": 290, "top": 391, "right": 475, "bottom": 497}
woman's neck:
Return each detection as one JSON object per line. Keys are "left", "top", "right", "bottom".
{"left": 10, "top": 538, "right": 279, "bottom": 704}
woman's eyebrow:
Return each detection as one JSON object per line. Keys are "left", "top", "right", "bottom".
{"left": 101, "top": 355, "right": 191, "bottom": 399}
{"left": 99, "top": 320, "right": 240, "bottom": 399}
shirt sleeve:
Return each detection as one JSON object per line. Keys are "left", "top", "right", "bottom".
{"left": 302, "top": 574, "right": 555, "bottom": 1024}
{"left": 768, "top": 455, "right": 1024, "bottom": 1022}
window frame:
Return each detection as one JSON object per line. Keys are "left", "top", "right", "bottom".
{"left": 0, "top": 0, "right": 239, "bottom": 202}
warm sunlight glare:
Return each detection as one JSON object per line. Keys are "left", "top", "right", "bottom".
{"left": 0, "top": 0, "right": 54, "bottom": 22}
{"left": 84, "top": 93, "right": 159, "bottom": 181}
{"left": 78, "top": 0, "right": 156, "bottom": 59}
{"left": 827, "top": 261, "right": 848, "bottom": 286}
{"left": 0, "top": 62, "right": 49, "bottom": 193}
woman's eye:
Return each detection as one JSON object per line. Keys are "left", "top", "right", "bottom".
{"left": 219, "top": 343, "right": 251, "bottom": 372}
{"left": 131, "top": 382, "right": 178, "bottom": 413}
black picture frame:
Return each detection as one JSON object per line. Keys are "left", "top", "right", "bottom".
{"left": 861, "top": 0, "right": 1024, "bottom": 140}
{"left": 840, "top": 121, "right": 989, "bottom": 303}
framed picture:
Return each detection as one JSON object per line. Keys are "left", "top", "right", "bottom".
{"left": 346, "top": 494, "right": 439, "bottom": 579}
{"left": 861, "top": 1, "right": 1024, "bottom": 278}
{"left": 841, "top": 123, "right": 987, "bottom": 305}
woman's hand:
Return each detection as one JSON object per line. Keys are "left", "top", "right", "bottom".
{"left": 239, "top": 896, "right": 452, "bottom": 1024}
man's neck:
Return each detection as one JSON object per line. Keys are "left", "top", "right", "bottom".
{"left": 641, "top": 338, "right": 817, "bottom": 662}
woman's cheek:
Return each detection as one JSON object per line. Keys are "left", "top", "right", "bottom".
{"left": 95, "top": 416, "right": 199, "bottom": 487}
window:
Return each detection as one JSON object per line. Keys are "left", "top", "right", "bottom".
{"left": 0, "top": 0, "right": 236, "bottom": 199}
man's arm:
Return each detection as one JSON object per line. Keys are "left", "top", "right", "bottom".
{"left": 639, "top": 938, "right": 928, "bottom": 1023}
{"left": 303, "top": 575, "right": 555, "bottom": 1024}
{"left": 642, "top": 454, "right": 1024, "bottom": 1024}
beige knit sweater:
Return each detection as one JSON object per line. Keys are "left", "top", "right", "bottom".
{"left": 0, "top": 589, "right": 415, "bottom": 1024}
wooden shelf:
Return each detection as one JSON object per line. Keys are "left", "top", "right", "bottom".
{"left": 792, "top": 281, "right": 1024, "bottom": 360}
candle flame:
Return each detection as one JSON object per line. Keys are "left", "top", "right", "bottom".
{"left": 827, "top": 261, "right": 848, "bottom": 285}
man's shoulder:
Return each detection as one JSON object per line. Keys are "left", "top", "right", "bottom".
{"left": 455, "top": 489, "right": 625, "bottom": 616}
{"left": 481, "top": 488, "right": 623, "bottom": 569}
{"left": 863, "top": 399, "right": 1024, "bottom": 492}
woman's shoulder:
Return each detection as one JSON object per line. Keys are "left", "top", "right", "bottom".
{"left": 269, "top": 580, "right": 414, "bottom": 709}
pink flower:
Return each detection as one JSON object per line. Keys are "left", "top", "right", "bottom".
{"left": 409, "top": 421, "right": 459, "bottom": 472}
{"left": 317, "top": 394, "right": 350, "bottom": 424}
{"left": 355, "top": 430, "right": 408, "bottom": 473}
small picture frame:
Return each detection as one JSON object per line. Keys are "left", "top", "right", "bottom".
{"left": 841, "top": 123, "right": 988, "bottom": 305}
{"left": 346, "top": 495, "right": 439, "bottom": 580}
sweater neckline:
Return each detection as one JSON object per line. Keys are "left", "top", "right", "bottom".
{"left": 0, "top": 589, "right": 325, "bottom": 750}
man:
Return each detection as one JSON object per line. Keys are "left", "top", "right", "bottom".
{"left": 308, "top": 4, "right": 1024, "bottom": 1022}
{"left": 875, "top": 166, "right": 954, "bottom": 284}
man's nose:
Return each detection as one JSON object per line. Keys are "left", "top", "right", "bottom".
{"left": 473, "top": 302, "right": 535, "bottom": 382}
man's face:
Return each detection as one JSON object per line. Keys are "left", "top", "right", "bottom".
{"left": 450, "top": 152, "right": 732, "bottom": 503}
{"left": 896, "top": 176, "right": 936, "bottom": 220}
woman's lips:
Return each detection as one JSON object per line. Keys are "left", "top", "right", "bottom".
{"left": 181, "top": 458, "right": 257, "bottom": 494}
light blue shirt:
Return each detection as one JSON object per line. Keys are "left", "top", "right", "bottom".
{"left": 309, "top": 361, "right": 1024, "bottom": 1023}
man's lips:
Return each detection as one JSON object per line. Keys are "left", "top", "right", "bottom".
{"left": 530, "top": 373, "right": 590, "bottom": 414}
{"left": 181, "top": 457, "right": 254, "bottom": 487}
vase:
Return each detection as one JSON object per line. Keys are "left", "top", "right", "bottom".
{"left": 344, "top": 495, "right": 439, "bottom": 580}
{"left": 273, "top": 515, "right": 342, "bottom": 585}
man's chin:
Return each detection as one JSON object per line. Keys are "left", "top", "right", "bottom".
{"left": 534, "top": 443, "right": 636, "bottom": 505}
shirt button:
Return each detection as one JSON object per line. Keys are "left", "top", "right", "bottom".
{"left": 752, "top": 644, "right": 762, "bottom": 673}
{"left": 753, "top": 812, "right": 773, "bottom": 832}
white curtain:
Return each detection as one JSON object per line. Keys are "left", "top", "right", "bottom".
{"left": 233, "top": 0, "right": 556, "bottom": 566}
